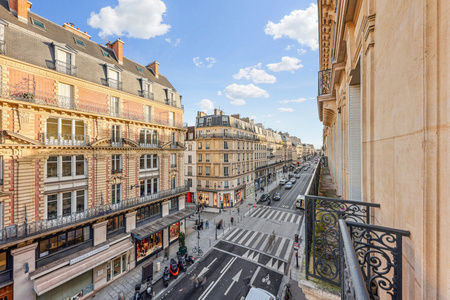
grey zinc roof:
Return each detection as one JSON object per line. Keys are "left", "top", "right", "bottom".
{"left": 0, "top": 0, "right": 176, "bottom": 91}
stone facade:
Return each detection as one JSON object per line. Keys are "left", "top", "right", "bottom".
{"left": 316, "top": 0, "right": 449, "bottom": 298}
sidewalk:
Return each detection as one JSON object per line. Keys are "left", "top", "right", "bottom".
{"left": 88, "top": 197, "right": 257, "bottom": 300}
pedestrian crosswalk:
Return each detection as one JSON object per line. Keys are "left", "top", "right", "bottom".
{"left": 248, "top": 207, "right": 302, "bottom": 224}
{"left": 224, "top": 227, "right": 293, "bottom": 263}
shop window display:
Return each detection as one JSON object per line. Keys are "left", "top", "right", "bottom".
{"left": 169, "top": 222, "right": 180, "bottom": 242}
{"left": 136, "top": 231, "right": 162, "bottom": 262}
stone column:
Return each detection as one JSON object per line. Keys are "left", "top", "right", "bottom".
{"left": 162, "top": 201, "right": 169, "bottom": 217}
{"left": 93, "top": 220, "right": 107, "bottom": 246}
{"left": 178, "top": 195, "right": 185, "bottom": 210}
{"left": 12, "top": 243, "right": 37, "bottom": 300}
{"left": 163, "top": 228, "right": 169, "bottom": 249}
{"left": 125, "top": 211, "right": 137, "bottom": 233}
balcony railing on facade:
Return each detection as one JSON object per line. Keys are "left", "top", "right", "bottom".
{"left": 196, "top": 132, "right": 258, "bottom": 141}
{"left": 0, "top": 185, "right": 189, "bottom": 245}
{"left": 139, "top": 141, "right": 160, "bottom": 149}
{"left": 318, "top": 69, "right": 331, "bottom": 96}
{"left": 107, "top": 78, "right": 122, "bottom": 90}
{"left": 304, "top": 158, "right": 410, "bottom": 299}
{"left": 110, "top": 138, "right": 123, "bottom": 147}
{"left": 54, "top": 60, "right": 77, "bottom": 76}
{"left": 139, "top": 90, "right": 155, "bottom": 100}
{"left": 40, "top": 133, "right": 89, "bottom": 146}
{"left": 1, "top": 81, "right": 184, "bottom": 128}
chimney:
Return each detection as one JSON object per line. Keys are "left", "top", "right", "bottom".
{"left": 9, "top": 0, "right": 31, "bottom": 23}
{"left": 214, "top": 109, "right": 219, "bottom": 116}
{"left": 62, "top": 23, "right": 91, "bottom": 40}
{"left": 107, "top": 39, "right": 124, "bottom": 65}
{"left": 147, "top": 61, "right": 159, "bottom": 78}
{"left": 197, "top": 111, "right": 206, "bottom": 117}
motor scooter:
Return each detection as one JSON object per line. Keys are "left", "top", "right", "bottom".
{"left": 145, "top": 276, "right": 153, "bottom": 299}
{"left": 169, "top": 258, "right": 179, "bottom": 277}
{"left": 185, "top": 253, "right": 195, "bottom": 265}
{"left": 163, "top": 266, "right": 170, "bottom": 287}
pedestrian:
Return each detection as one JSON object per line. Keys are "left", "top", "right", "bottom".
{"left": 231, "top": 217, "right": 234, "bottom": 225}
{"left": 205, "top": 220, "right": 209, "bottom": 229}
{"left": 237, "top": 207, "right": 240, "bottom": 214}
{"left": 117, "top": 292, "right": 126, "bottom": 300}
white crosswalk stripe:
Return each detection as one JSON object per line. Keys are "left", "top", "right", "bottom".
{"left": 245, "top": 231, "right": 259, "bottom": 247}
{"left": 225, "top": 228, "right": 240, "bottom": 241}
{"left": 266, "top": 210, "right": 276, "bottom": 219}
{"left": 284, "top": 240, "right": 293, "bottom": 261}
{"left": 275, "top": 237, "right": 287, "bottom": 257}
{"left": 237, "top": 230, "right": 252, "bottom": 244}
{"left": 231, "top": 229, "right": 246, "bottom": 243}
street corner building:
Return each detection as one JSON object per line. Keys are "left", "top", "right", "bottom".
{"left": 0, "top": 0, "right": 194, "bottom": 299}
{"left": 315, "top": 0, "right": 448, "bottom": 299}
{"left": 190, "top": 109, "right": 300, "bottom": 208}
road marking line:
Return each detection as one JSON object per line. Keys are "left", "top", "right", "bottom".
{"left": 266, "top": 210, "right": 276, "bottom": 219}
{"left": 250, "top": 208, "right": 261, "bottom": 218}
{"left": 278, "top": 262, "right": 285, "bottom": 273}
{"left": 242, "top": 250, "right": 250, "bottom": 259}
{"left": 266, "top": 258, "right": 273, "bottom": 268}
{"left": 198, "top": 281, "right": 215, "bottom": 300}
{"left": 275, "top": 238, "right": 287, "bottom": 257}
{"left": 258, "top": 235, "right": 270, "bottom": 252}
{"left": 250, "top": 266, "right": 261, "bottom": 286}
{"left": 296, "top": 216, "right": 301, "bottom": 224}
{"left": 250, "top": 232, "right": 264, "bottom": 249}
{"left": 283, "top": 212, "right": 291, "bottom": 222}
{"left": 284, "top": 240, "right": 293, "bottom": 261}
{"left": 255, "top": 208, "right": 267, "bottom": 218}
{"left": 287, "top": 213, "right": 294, "bottom": 223}
{"left": 225, "top": 228, "right": 239, "bottom": 241}
{"left": 244, "top": 231, "right": 258, "bottom": 247}
{"left": 199, "top": 257, "right": 236, "bottom": 300}
{"left": 261, "top": 209, "right": 272, "bottom": 218}
{"left": 272, "top": 210, "right": 281, "bottom": 220}
{"left": 231, "top": 229, "right": 246, "bottom": 243}
{"left": 237, "top": 230, "right": 252, "bottom": 244}
{"left": 253, "top": 252, "right": 260, "bottom": 262}
{"left": 277, "top": 211, "right": 286, "bottom": 221}
{"left": 224, "top": 269, "right": 242, "bottom": 296}
{"left": 220, "top": 256, "right": 236, "bottom": 274}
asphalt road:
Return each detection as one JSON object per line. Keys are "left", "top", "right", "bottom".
{"left": 261, "top": 161, "right": 316, "bottom": 210}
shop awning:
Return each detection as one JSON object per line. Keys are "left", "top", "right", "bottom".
{"left": 33, "top": 238, "right": 133, "bottom": 296}
{"left": 132, "top": 207, "right": 195, "bottom": 241}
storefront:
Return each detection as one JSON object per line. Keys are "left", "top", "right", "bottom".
{"left": 235, "top": 189, "right": 243, "bottom": 203}
{"left": 223, "top": 193, "right": 231, "bottom": 207}
{"left": 169, "top": 222, "right": 180, "bottom": 243}
{"left": 136, "top": 231, "right": 163, "bottom": 262}
{"left": 38, "top": 270, "right": 93, "bottom": 300}
{"left": 198, "top": 192, "right": 209, "bottom": 206}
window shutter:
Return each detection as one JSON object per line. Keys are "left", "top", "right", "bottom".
{"left": 348, "top": 85, "right": 362, "bottom": 200}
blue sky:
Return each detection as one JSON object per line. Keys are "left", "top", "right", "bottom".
{"left": 33, "top": 0, "right": 322, "bottom": 148}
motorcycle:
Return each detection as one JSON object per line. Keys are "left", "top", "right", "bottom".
{"left": 178, "top": 254, "right": 186, "bottom": 272}
{"left": 134, "top": 283, "right": 142, "bottom": 300}
{"left": 185, "top": 254, "right": 195, "bottom": 265}
{"left": 145, "top": 276, "right": 153, "bottom": 299}
{"left": 163, "top": 266, "right": 170, "bottom": 287}
{"left": 169, "top": 258, "right": 179, "bottom": 277}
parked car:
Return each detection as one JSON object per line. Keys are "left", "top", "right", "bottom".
{"left": 272, "top": 193, "right": 281, "bottom": 201}
{"left": 285, "top": 182, "right": 293, "bottom": 189}
{"left": 279, "top": 179, "right": 287, "bottom": 185}
{"left": 259, "top": 193, "right": 270, "bottom": 202}
{"left": 290, "top": 178, "right": 296, "bottom": 184}
{"left": 295, "top": 173, "right": 301, "bottom": 178}
{"left": 245, "top": 287, "right": 276, "bottom": 300}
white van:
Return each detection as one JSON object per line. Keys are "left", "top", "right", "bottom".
{"left": 245, "top": 287, "right": 276, "bottom": 300}
{"left": 296, "top": 194, "right": 305, "bottom": 209}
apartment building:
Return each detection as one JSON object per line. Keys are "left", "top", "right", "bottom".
{"left": 194, "top": 109, "right": 292, "bottom": 208}
{"left": 0, "top": 1, "right": 191, "bottom": 299}
{"left": 316, "top": 0, "right": 448, "bottom": 298}
{"left": 184, "top": 126, "right": 196, "bottom": 202}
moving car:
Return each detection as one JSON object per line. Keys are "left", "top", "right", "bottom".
{"left": 245, "top": 287, "right": 276, "bottom": 300}
{"left": 290, "top": 178, "right": 296, "bottom": 184}
{"left": 259, "top": 193, "right": 270, "bottom": 202}
{"left": 285, "top": 182, "right": 293, "bottom": 189}
{"left": 272, "top": 193, "right": 281, "bottom": 201}
{"left": 296, "top": 194, "right": 305, "bottom": 209}
{"left": 295, "top": 173, "right": 301, "bottom": 178}
{"left": 279, "top": 179, "right": 287, "bottom": 185}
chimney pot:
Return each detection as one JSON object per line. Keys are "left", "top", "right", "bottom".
{"left": 107, "top": 39, "right": 124, "bottom": 65}
{"left": 147, "top": 61, "right": 159, "bottom": 78}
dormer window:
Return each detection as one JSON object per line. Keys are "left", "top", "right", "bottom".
{"left": 106, "top": 65, "right": 122, "bottom": 90}
{"left": 139, "top": 79, "right": 153, "bottom": 100}
{"left": 31, "top": 18, "right": 45, "bottom": 30}
{"left": 73, "top": 37, "right": 86, "bottom": 47}
{"left": 101, "top": 49, "right": 111, "bottom": 57}
{"left": 53, "top": 43, "right": 77, "bottom": 76}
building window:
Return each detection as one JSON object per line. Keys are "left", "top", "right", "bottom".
{"left": 55, "top": 48, "right": 75, "bottom": 75}
{"left": 110, "top": 96, "right": 120, "bottom": 117}
{"left": 224, "top": 141, "right": 228, "bottom": 149}
{"left": 187, "top": 178, "right": 192, "bottom": 187}
{"left": 205, "top": 166, "right": 211, "bottom": 176}
{"left": 38, "top": 226, "right": 91, "bottom": 258}
{"left": 198, "top": 154, "right": 202, "bottom": 162}
{"left": 170, "top": 154, "right": 177, "bottom": 167}
{"left": 169, "top": 198, "right": 178, "bottom": 211}
{"left": 136, "top": 202, "right": 161, "bottom": 223}
{"left": 171, "top": 175, "right": 177, "bottom": 189}
{"left": 111, "top": 125, "right": 121, "bottom": 145}
{"left": 205, "top": 180, "right": 210, "bottom": 188}
{"left": 139, "top": 129, "right": 158, "bottom": 146}
{"left": 224, "top": 153, "right": 228, "bottom": 162}
{"left": 206, "top": 142, "right": 210, "bottom": 149}
{"left": 111, "top": 184, "right": 122, "bottom": 204}
{"left": 198, "top": 142, "right": 202, "bottom": 149}
{"left": 47, "top": 194, "right": 58, "bottom": 220}
{"left": 169, "top": 112, "right": 175, "bottom": 127}
{"left": 46, "top": 155, "right": 86, "bottom": 180}
{"left": 107, "top": 214, "right": 124, "bottom": 236}
{"left": 73, "top": 37, "right": 86, "bottom": 47}
{"left": 140, "top": 154, "right": 158, "bottom": 170}
{"left": 187, "top": 166, "right": 192, "bottom": 176}
{"left": 139, "top": 178, "right": 158, "bottom": 197}
{"left": 206, "top": 154, "right": 210, "bottom": 162}
{"left": 188, "top": 155, "right": 192, "bottom": 164}
{"left": 106, "top": 254, "right": 127, "bottom": 281}
{"left": 108, "top": 69, "right": 121, "bottom": 90}
{"left": 45, "top": 117, "right": 86, "bottom": 145}
{"left": 224, "top": 181, "right": 229, "bottom": 189}
{"left": 198, "top": 166, "right": 202, "bottom": 175}
{"left": 31, "top": 18, "right": 46, "bottom": 30}
{"left": 58, "top": 83, "right": 74, "bottom": 109}
{"left": 46, "top": 190, "right": 87, "bottom": 220}
{"left": 224, "top": 167, "right": 229, "bottom": 177}
{"left": 111, "top": 154, "right": 122, "bottom": 174}
{"left": 144, "top": 105, "right": 152, "bottom": 122}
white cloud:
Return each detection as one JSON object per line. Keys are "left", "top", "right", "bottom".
{"left": 223, "top": 83, "right": 269, "bottom": 103}
{"left": 217, "top": 91, "right": 223, "bottom": 96}
{"left": 279, "top": 97, "right": 307, "bottom": 104}
{"left": 198, "top": 99, "right": 214, "bottom": 113}
{"left": 297, "top": 48, "right": 307, "bottom": 55}
{"left": 278, "top": 107, "right": 294, "bottom": 112}
{"left": 231, "top": 99, "right": 246, "bottom": 106}
{"left": 88, "top": 0, "right": 170, "bottom": 39}
{"left": 165, "top": 37, "right": 180, "bottom": 47}
{"left": 264, "top": 3, "right": 318, "bottom": 50}
{"left": 193, "top": 57, "right": 216, "bottom": 68}
{"left": 233, "top": 63, "right": 277, "bottom": 84}
{"left": 285, "top": 44, "right": 294, "bottom": 51}
{"left": 267, "top": 56, "right": 303, "bottom": 72}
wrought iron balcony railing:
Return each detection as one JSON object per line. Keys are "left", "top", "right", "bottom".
{"left": 40, "top": 133, "right": 89, "bottom": 146}
{"left": 139, "top": 141, "right": 160, "bottom": 149}
{"left": 139, "top": 90, "right": 155, "bottom": 100}
{"left": 318, "top": 69, "right": 331, "bottom": 96}
{"left": 0, "top": 185, "right": 188, "bottom": 245}
{"left": 110, "top": 139, "right": 123, "bottom": 147}
{"left": 107, "top": 78, "right": 122, "bottom": 90}
{"left": 196, "top": 132, "right": 258, "bottom": 141}
{"left": 54, "top": 60, "right": 77, "bottom": 76}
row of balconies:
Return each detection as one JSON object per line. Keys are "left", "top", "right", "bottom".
{"left": 0, "top": 185, "right": 189, "bottom": 245}
{"left": 196, "top": 132, "right": 259, "bottom": 141}
{"left": 1, "top": 81, "right": 183, "bottom": 127}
